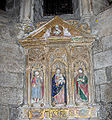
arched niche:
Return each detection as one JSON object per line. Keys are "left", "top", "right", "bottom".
{"left": 30, "top": 63, "right": 45, "bottom": 106}
{"left": 50, "top": 59, "right": 68, "bottom": 106}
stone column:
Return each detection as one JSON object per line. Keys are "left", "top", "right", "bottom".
{"left": 20, "top": 0, "right": 34, "bottom": 22}
{"left": 24, "top": 49, "right": 29, "bottom": 105}
{"left": 82, "top": 0, "right": 90, "bottom": 15}
{"left": 80, "top": 0, "right": 93, "bottom": 24}
{"left": 20, "top": 0, "right": 35, "bottom": 35}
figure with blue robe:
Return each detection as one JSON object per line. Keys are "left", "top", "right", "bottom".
{"left": 32, "top": 71, "right": 43, "bottom": 102}
{"left": 52, "top": 69, "right": 67, "bottom": 105}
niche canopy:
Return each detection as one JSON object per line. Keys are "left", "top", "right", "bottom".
{"left": 19, "top": 16, "right": 94, "bottom": 47}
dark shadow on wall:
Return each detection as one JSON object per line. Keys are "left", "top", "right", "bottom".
{"left": 107, "top": 0, "right": 112, "bottom": 5}
{"left": 0, "top": 0, "right": 6, "bottom": 11}
{"left": 43, "top": 0, "right": 73, "bottom": 16}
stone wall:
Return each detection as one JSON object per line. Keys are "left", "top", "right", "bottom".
{"left": 92, "top": 0, "right": 109, "bottom": 15}
{"left": 0, "top": 1, "right": 112, "bottom": 120}
{"left": 6, "top": 0, "right": 20, "bottom": 21}
{"left": 0, "top": 10, "right": 25, "bottom": 120}
{"left": 91, "top": 7, "right": 112, "bottom": 120}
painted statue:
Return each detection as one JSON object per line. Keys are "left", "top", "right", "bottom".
{"left": 32, "top": 71, "right": 44, "bottom": 102}
{"left": 52, "top": 69, "right": 67, "bottom": 105}
{"left": 53, "top": 25, "right": 61, "bottom": 35}
{"left": 74, "top": 68, "right": 88, "bottom": 102}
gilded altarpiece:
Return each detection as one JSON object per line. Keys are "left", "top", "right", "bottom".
{"left": 19, "top": 16, "right": 97, "bottom": 119}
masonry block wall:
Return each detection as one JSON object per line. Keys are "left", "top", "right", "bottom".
{"left": 0, "top": 0, "right": 112, "bottom": 120}
{"left": 92, "top": 0, "right": 109, "bottom": 15}
{"left": 92, "top": 7, "right": 112, "bottom": 120}
{"left": 0, "top": 11, "right": 25, "bottom": 120}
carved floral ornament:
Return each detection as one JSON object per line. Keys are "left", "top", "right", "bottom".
{"left": 18, "top": 16, "right": 97, "bottom": 119}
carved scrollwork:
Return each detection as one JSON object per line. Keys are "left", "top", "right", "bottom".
{"left": 28, "top": 48, "right": 47, "bottom": 63}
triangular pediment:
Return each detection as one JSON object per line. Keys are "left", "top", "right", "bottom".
{"left": 27, "top": 16, "right": 90, "bottom": 39}
{"left": 19, "top": 16, "right": 95, "bottom": 48}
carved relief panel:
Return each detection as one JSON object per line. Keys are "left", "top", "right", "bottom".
{"left": 19, "top": 16, "right": 97, "bottom": 119}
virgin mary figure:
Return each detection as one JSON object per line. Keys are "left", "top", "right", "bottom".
{"left": 52, "top": 69, "right": 67, "bottom": 106}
